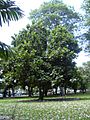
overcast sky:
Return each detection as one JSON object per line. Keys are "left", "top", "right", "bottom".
{"left": 0, "top": 0, "right": 89, "bottom": 66}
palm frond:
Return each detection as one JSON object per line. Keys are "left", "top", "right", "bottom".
{"left": 0, "top": 0, "right": 24, "bottom": 26}
{"left": 0, "top": 41, "right": 12, "bottom": 59}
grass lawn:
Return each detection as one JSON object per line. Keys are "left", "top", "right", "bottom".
{"left": 0, "top": 93, "right": 90, "bottom": 120}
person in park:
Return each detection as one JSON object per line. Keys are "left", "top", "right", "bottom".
{"left": 0, "top": 0, "right": 23, "bottom": 58}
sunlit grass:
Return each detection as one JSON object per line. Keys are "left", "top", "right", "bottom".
{"left": 0, "top": 93, "right": 90, "bottom": 120}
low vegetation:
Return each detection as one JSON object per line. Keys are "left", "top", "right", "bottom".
{"left": 0, "top": 93, "right": 90, "bottom": 120}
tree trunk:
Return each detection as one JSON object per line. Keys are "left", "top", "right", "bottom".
{"left": 8, "top": 89, "right": 11, "bottom": 97}
{"left": 43, "top": 87, "right": 48, "bottom": 97}
{"left": 55, "top": 87, "right": 57, "bottom": 95}
{"left": 45, "top": 90, "right": 48, "bottom": 97}
{"left": 28, "top": 86, "right": 31, "bottom": 97}
{"left": 28, "top": 86, "right": 33, "bottom": 97}
{"left": 74, "top": 89, "right": 77, "bottom": 94}
{"left": 3, "top": 86, "right": 8, "bottom": 98}
{"left": 12, "top": 86, "right": 15, "bottom": 97}
{"left": 60, "top": 87, "right": 65, "bottom": 96}
{"left": 64, "top": 86, "right": 67, "bottom": 95}
{"left": 39, "top": 87, "right": 44, "bottom": 101}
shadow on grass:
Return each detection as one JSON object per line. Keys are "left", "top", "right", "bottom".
{"left": 79, "top": 97, "right": 90, "bottom": 100}
{"left": 0, "top": 92, "right": 90, "bottom": 103}
{"left": 18, "top": 92, "right": 90, "bottom": 102}
{"left": 18, "top": 97, "right": 80, "bottom": 103}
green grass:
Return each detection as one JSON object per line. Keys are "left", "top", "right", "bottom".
{"left": 0, "top": 93, "right": 90, "bottom": 120}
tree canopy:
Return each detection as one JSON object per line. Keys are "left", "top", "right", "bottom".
{"left": 83, "top": 0, "right": 90, "bottom": 25}
{"left": 2, "top": 21, "right": 81, "bottom": 99}
{"left": 29, "top": 0, "right": 81, "bottom": 32}
{"left": 82, "top": 0, "right": 90, "bottom": 53}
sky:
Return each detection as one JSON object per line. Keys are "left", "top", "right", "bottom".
{"left": 0, "top": 0, "right": 90, "bottom": 66}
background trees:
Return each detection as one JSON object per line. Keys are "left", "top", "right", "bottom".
{"left": 82, "top": 0, "right": 90, "bottom": 53}
{"left": 83, "top": 0, "right": 90, "bottom": 25}
{"left": 81, "top": 61, "right": 90, "bottom": 90}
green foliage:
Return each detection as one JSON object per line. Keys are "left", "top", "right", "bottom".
{"left": 2, "top": 21, "right": 81, "bottom": 99}
{"left": 0, "top": 0, "right": 82, "bottom": 98}
{"left": 82, "top": 0, "right": 90, "bottom": 25}
{"left": 12, "top": 23, "right": 49, "bottom": 56}
{"left": 77, "top": 62, "right": 90, "bottom": 92}
{"left": 0, "top": 41, "right": 12, "bottom": 60}
{"left": 83, "top": 29, "right": 90, "bottom": 53}
{"left": 48, "top": 25, "right": 80, "bottom": 57}
{"left": 82, "top": 0, "right": 90, "bottom": 53}
{"left": 29, "top": 0, "right": 81, "bottom": 31}
{"left": 82, "top": 61, "right": 90, "bottom": 88}
{"left": 10, "top": 22, "right": 51, "bottom": 99}
{"left": 47, "top": 25, "right": 81, "bottom": 91}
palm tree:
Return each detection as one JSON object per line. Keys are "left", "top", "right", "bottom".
{"left": 0, "top": 41, "right": 12, "bottom": 59}
{"left": 0, "top": 0, "right": 24, "bottom": 58}
{"left": 0, "top": 0, "right": 24, "bottom": 26}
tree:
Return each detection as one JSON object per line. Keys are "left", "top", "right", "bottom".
{"left": 75, "top": 67, "right": 87, "bottom": 93}
{"left": 11, "top": 22, "right": 51, "bottom": 99}
{"left": 0, "top": 0, "right": 23, "bottom": 58}
{"left": 29, "top": 0, "right": 81, "bottom": 32}
{"left": 83, "top": 0, "right": 90, "bottom": 25}
{"left": 47, "top": 25, "right": 81, "bottom": 94}
{"left": 2, "top": 50, "right": 36, "bottom": 97}
{"left": 81, "top": 61, "right": 90, "bottom": 90}
{"left": 68, "top": 67, "right": 81, "bottom": 94}
{"left": 0, "top": 41, "right": 11, "bottom": 59}
{"left": 0, "top": 0, "right": 23, "bottom": 26}
{"left": 30, "top": 0, "right": 81, "bottom": 95}
{"left": 82, "top": 0, "right": 90, "bottom": 53}
{"left": 3, "top": 21, "right": 81, "bottom": 99}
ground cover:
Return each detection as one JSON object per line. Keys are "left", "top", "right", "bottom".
{"left": 0, "top": 93, "right": 90, "bottom": 120}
